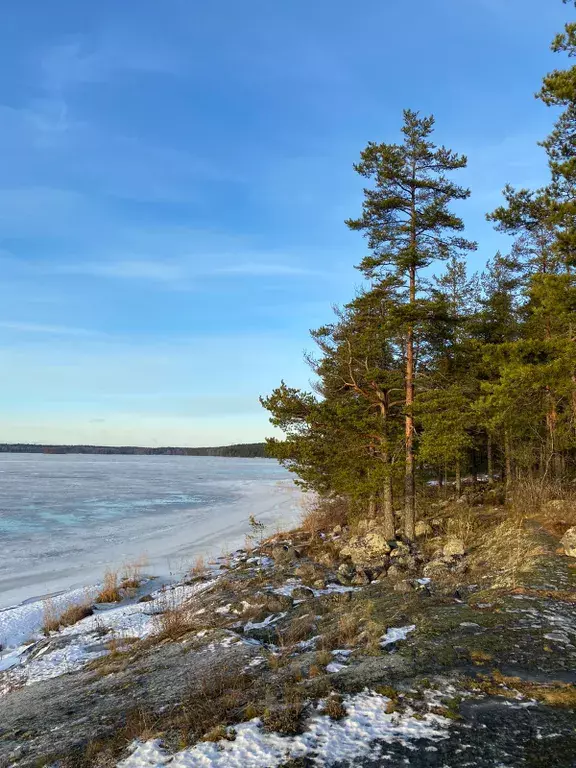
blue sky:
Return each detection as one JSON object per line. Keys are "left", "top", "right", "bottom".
{"left": 0, "top": 0, "right": 569, "bottom": 446}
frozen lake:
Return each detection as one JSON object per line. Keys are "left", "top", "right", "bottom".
{"left": 0, "top": 453, "right": 302, "bottom": 610}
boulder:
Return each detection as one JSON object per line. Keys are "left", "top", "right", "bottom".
{"left": 272, "top": 545, "right": 300, "bottom": 564}
{"left": 443, "top": 538, "right": 466, "bottom": 558}
{"left": 339, "top": 531, "right": 391, "bottom": 566}
{"left": 291, "top": 586, "right": 315, "bottom": 600}
{"left": 386, "top": 564, "right": 405, "bottom": 581}
{"left": 352, "top": 568, "right": 371, "bottom": 586}
{"left": 393, "top": 580, "right": 414, "bottom": 593}
{"left": 560, "top": 526, "right": 576, "bottom": 557}
{"left": 422, "top": 560, "right": 450, "bottom": 579}
{"left": 365, "top": 532, "right": 392, "bottom": 553}
{"left": 264, "top": 593, "right": 294, "bottom": 612}
{"left": 393, "top": 555, "right": 418, "bottom": 573}
{"left": 415, "top": 520, "right": 433, "bottom": 538}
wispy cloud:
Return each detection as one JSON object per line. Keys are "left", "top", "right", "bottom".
{"left": 52, "top": 256, "right": 323, "bottom": 285}
{"left": 0, "top": 321, "right": 100, "bottom": 336}
{"left": 42, "top": 35, "right": 180, "bottom": 94}
{"left": 214, "top": 262, "right": 319, "bottom": 277}
{"left": 59, "top": 259, "right": 186, "bottom": 283}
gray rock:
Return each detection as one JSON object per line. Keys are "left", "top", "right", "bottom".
{"left": 393, "top": 579, "right": 414, "bottom": 593}
{"left": 291, "top": 586, "right": 315, "bottom": 600}
{"left": 415, "top": 520, "right": 433, "bottom": 537}
{"left": 422, "top": 560, "right": 450, "bottom": 579}
{"left": 264, "top": 593, "right": 294, "bottom": 612}
{"left": 443, "top": 537, "right": 466, "bottom": 558}
{"left": 386, "top": 564, "right": 405, "bottom": 581}
{"left": 560, "top": 526, "right": 576, "bottom": 557}
{"left": 272, "top": 545, "right": 300, "bottom": 564}
{"left": 352, "top": 568, "right": 371, "bottom": 586}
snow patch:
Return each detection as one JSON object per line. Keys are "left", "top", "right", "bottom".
{"left": 117, "top": 690, "right": 451, "bottom": 768}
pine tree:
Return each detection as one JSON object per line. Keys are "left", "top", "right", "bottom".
{"left": 346, "top": 111, "right": 475, "bottom": 538}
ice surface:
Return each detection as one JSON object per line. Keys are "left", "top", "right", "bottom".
{"left": 0, "top": 454, "right": 302, "bottom": 612}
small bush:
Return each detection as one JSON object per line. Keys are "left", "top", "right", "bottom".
{"left": 43, "top": 599, "right": 93, "bottom": 634}
{"left": 95, "top": 570, "right": 122, "bottom": 604}
{"left": 300, "top": 498, "right": 348, "bottom": 536}
{"left": 262, "top": 701, "right": 306, "bottom": 735}
{"left": 189, "top": 555, "right": 207, "bottom": 578}
{"left": 121, "top": 556, "right": 147, "bottom": 589}
{"left": 324, "top": 694, "right": 347, "bottom": 720}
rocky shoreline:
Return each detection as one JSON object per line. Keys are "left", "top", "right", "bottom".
{"left": 2, "top": 499, "right": 576, "bottom": 767}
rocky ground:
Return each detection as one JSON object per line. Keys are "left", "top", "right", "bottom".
{"left": 1, "top": 499, "right": 576, "bottom": 767}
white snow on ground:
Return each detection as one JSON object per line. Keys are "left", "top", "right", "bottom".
{"left": 117, "top": 691, "right": 451, "bottom": 768}
{"left": 380, "top": 625, "right": 416, "bottom": 647}
{"left": 0, "top": 581, "right": 213, "bottom": 692}
{"left": 0, "top": 584, "right": 102, "bottom": 650}
{"left": 272, "top": 581, "right": 357, "bottom": 599}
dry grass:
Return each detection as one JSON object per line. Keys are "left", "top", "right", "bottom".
{"left": 469, "top": 649, "right": 494, "bottom": 665}
{"left": 154, "top": 603, "right": 194, "bottom": 641}
{"left": 473, "top": 671, "right": 576, "bottom": 708}
{"left": 261, "top": 685, "right": 306, "bottom": 736}
{"left": 300, "top": 497, "right": 348, "bottom": 536}
{"left": 279, "top": 613, "right": 316, "bottom": 646}
{"left": 95, "top": 570, "right": 122, "bottom": 604}
{"left": 323, "top": 694, "right": 347, "bottom": 720}
{"left": 315, "top": 650, "right": 332, "bottom": 669}
{"left": 471, "top": 515, "right": 550, "bottom": 588}
{"left": 189, "top": 554, "right": 207, "bottom": 578}
{"left": 42, "top": 598, "right": 93, "bottom": 634}
{"left": 120, "top": 557, "right": 147, "bottom": 589}
{"left": 179, "top": 668, "right": 256, "bottom": 745}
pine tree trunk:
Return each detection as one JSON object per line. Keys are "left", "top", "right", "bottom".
{"left": 455, "top": 461, "right": 462, "bottom": 497}
{"left": 381, "top": 476, "right": 395, "bottom": 541}
{"left": 368, "top": 495, "right": 376, "bottom": 518}
{"left": 404, "top": 264, "right": 416, "bottom": 541}
{"left": 546, "top": 390, "right": 558, "bottom": 478}
{"left": 487, "top": 435, "right": 494, "bottom": 485}
{"left": 504, "top": 429, "right": 512, "bottom": 501}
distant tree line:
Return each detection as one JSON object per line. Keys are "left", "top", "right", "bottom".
{"left": 261, "top": 1, "right": 576, "bottom": 541}
{"left": 0, "top": 443, "right": 268, "bottom": 459}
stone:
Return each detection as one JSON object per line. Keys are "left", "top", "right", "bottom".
{"left": 332, "top": 525, "right": 342, "bottom": 536}
{"left": 386, "top": 564, "right": 405, "bottom": 581}
{"left": 394, "top": 555, "right": 418, "bottom": 572}
{"left": 291, "top": 586, "right": 315, "bottom": 600}
{"left": 264, "top": 593, "right": 294, "bottom": 612}
{"left": 393, "top": 580, "right": 414, "bottom": 593}
{"left": 364, "top": 532, "right": 392, "bottom": 553}
{"left": 443, "top": 538, "right": 466, "bottom": 558}
{"left": 272, "top": 545, "right": 300, "bottom": 564}
{"left": 560, "top": 526, "right": 576, "bottom": 557}
{"left": 422, "top": 560, "right": 450, "bottom": 579}
{"left": 352, "top": 568, "right": 371, "bottom": 586}
{"left": 415, "top": 520, "right": 433, "bottom": 537}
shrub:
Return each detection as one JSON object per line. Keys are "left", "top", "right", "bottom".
{"left": 95, "top": 570, "right": 122, "bottom": 603}
{"left": 323, "top": 694, "right": 347, "bottom": 720}
{"left": 300, "top": 498, "right": 348, "bottom": 536}
{"left": 43, "top": 599, "right": 93, "bottom": 634}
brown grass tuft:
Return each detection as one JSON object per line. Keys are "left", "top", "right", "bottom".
{"left": 189, "top": 554, "right": 207, "bottom": 578}
{"left": 323, "top": 694, "right": 347, "bottom": 720}
{"left": 95, "top": 570, "right": 122, "bottom": 603}
{"left": 43, "top": 599, "right": 94, "bottom": 634}
{"left": 300, "top": 497, "right": 348, "bottom": 536}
